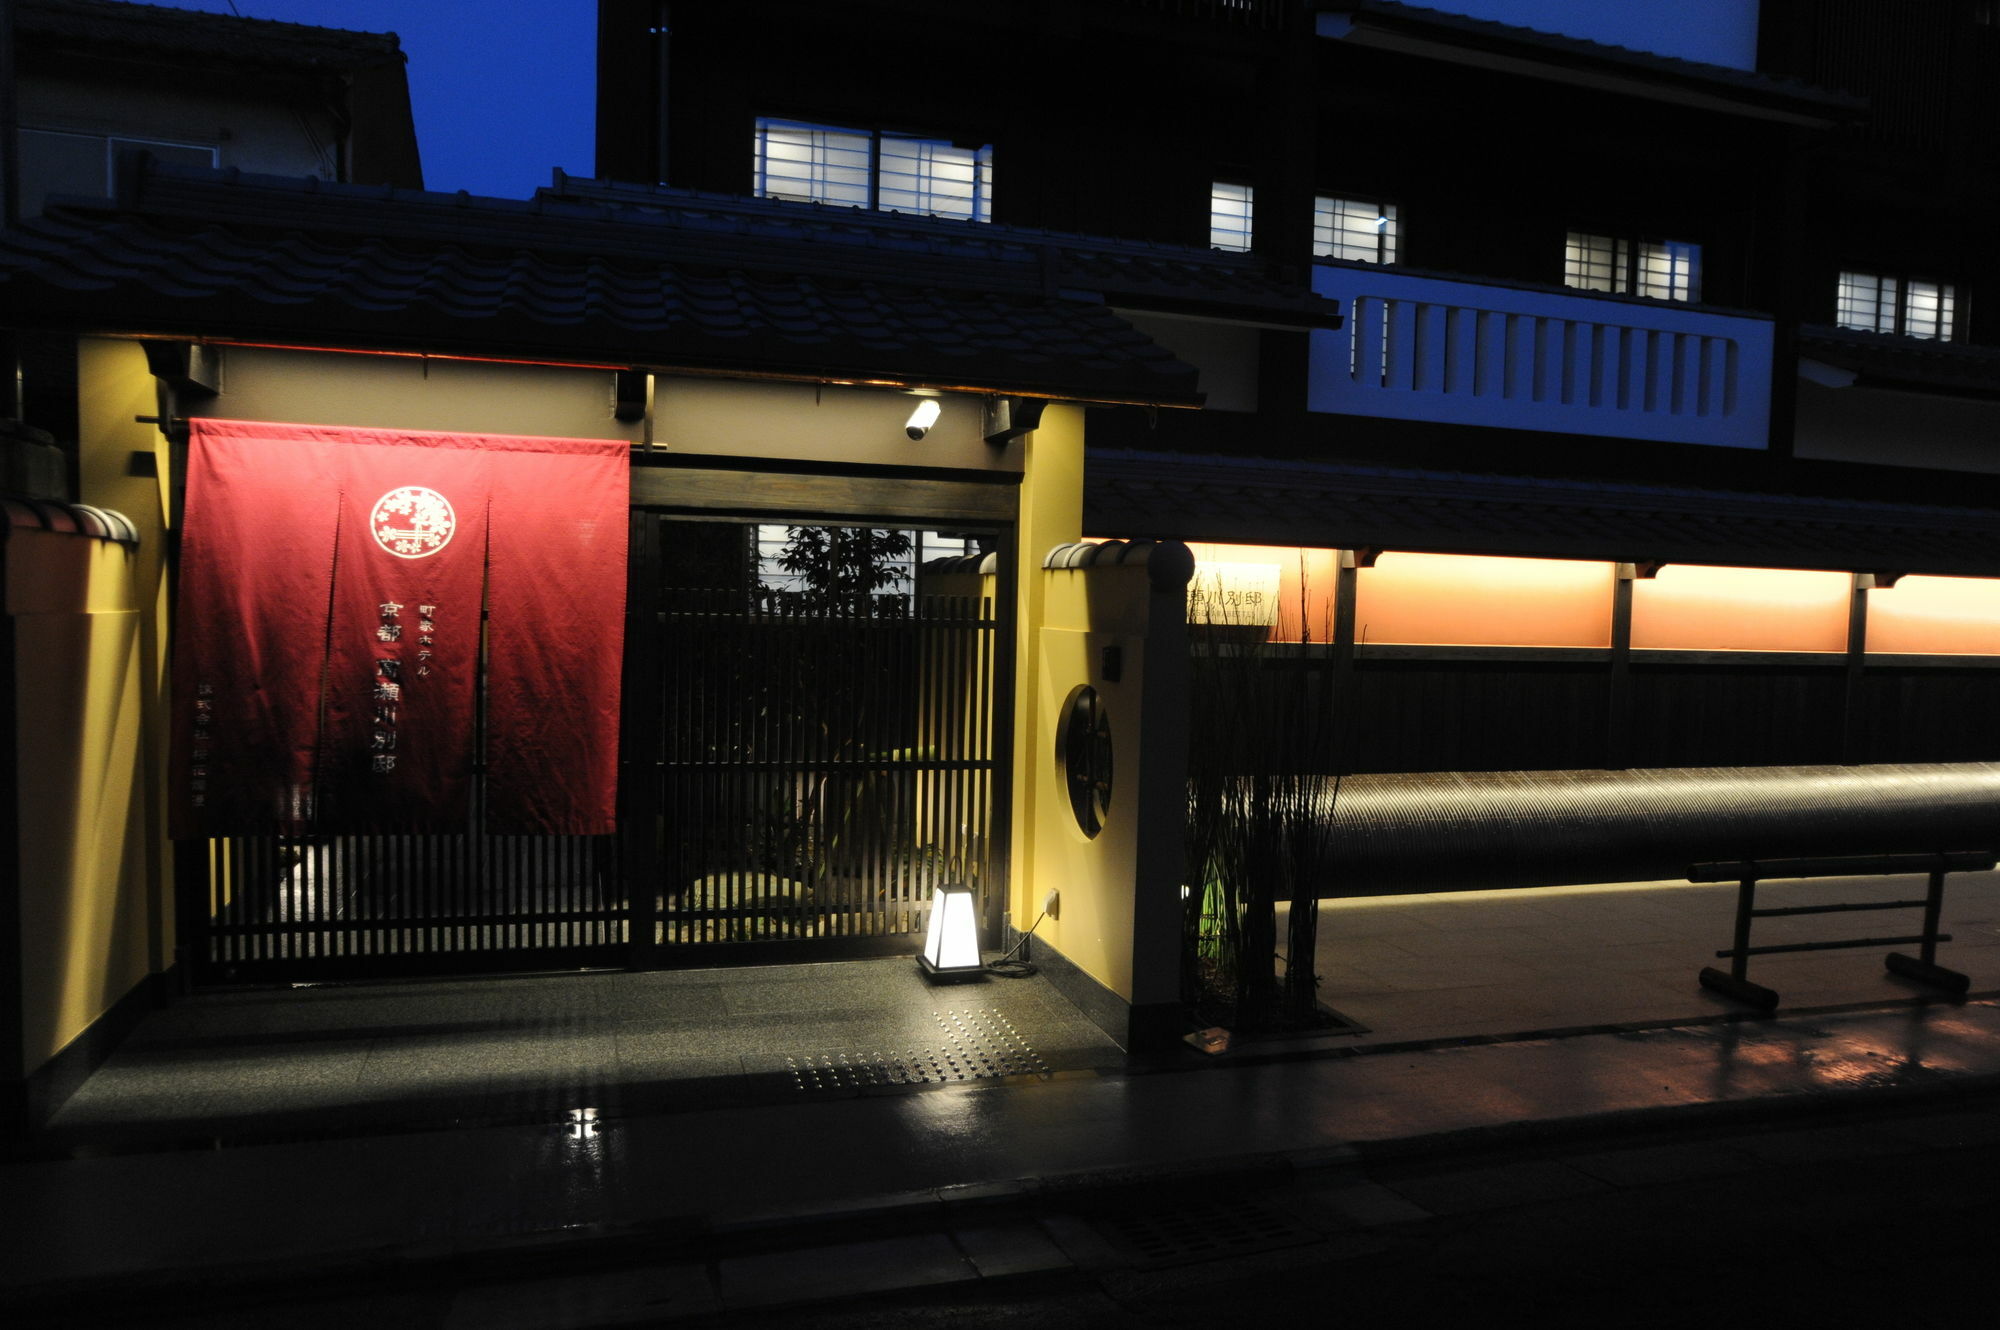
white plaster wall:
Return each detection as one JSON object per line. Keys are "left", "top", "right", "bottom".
{"left": 1115, "top": 312, "right": 1261, "bottom": 413}
{"left": 1794, "top": 380, "right": 2000, "bottom": 475}
{"left": 18, "top": 73, "right": 341, "bottom": 183}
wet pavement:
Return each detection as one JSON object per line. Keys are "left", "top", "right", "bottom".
{"left": 39, "top": 960, "right": 1123, "bottom": 1149}
{"left": 9, "top": 874, "right": 2000, "bottom": 1321}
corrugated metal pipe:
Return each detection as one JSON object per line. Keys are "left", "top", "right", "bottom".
{"left": 1302, "top": 764, "right": 2000, "bottom": 896}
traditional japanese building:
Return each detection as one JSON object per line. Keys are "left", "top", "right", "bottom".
{"left": 588, "top": 0, "right": 2000, "bottom": 1016}
{"left": 0, "top": 130, "right": 1332, "bottom": 1124}
{"left": 14, "top": 0, "right": 2000, "bottom": 1128}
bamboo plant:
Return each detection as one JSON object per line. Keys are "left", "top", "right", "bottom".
{"left": 1183, "top": 559, "right": 1342, "bottom": 1031}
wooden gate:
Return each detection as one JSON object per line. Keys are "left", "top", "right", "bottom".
{"left": 627, "top": 516, "right": 1002, "bottom": 963}
{"left": 188, "top": 792, "right": 624, "bottom": 984}
{"left": 182, "top": 514, "right": 1003, "bottom": 983}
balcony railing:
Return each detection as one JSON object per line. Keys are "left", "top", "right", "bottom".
{"left": 1308, "top": 264, "right": 1774, "bottom": 450}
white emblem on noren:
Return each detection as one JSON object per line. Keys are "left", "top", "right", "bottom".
{"left": 370, "top": 487, "right": 455, "bottom": 559}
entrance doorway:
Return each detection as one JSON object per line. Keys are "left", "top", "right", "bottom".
{"left": 181, "top": 514, "right": 1005, "bottom": 984}
{"left": 626, "top": 516, "right": 1004, "bottom": 965}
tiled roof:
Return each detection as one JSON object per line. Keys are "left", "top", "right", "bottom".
{"left": 0, "top": 163, "right": 1328, "bottom": 406}
{"left": 1318, "top": 1, "right": 1862, "bottom": 121}
{"left": 539, "top": 174, "right": 1335, "bottom": 324}
{"left": 17, "top": 0, "right": 404, "bottom": 70}
{"left": 1798, "top": 326, "right": 2000, "bottom": 398}
{"left": 1088, "top": 450, "right": 2000, "bottom": 576}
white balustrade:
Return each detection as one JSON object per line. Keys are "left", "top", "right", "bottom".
{"left": 1308, "top": 264, "right": 1773, "bottom": 449}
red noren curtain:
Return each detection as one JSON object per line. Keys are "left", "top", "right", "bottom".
{"left": 172, "top": 420, "right": 627, "bottom": 837}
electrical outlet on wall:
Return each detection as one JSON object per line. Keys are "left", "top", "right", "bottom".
{"left": 1042, "top": 888, "right": 1060, "bottom": 919}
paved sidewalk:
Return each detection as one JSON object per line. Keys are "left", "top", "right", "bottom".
{"left": 11, "top": 869, "right": 2000, "bottom": 1321}
{"left": 9, "top": 989, "right": 2000, "bottom": 1320}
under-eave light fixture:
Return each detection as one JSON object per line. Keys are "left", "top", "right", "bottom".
{"left": 918, "top": 881, "right": 983, "bottom": 980}
{"left": 905, "top": 397, "right": 942, "bottom": 440}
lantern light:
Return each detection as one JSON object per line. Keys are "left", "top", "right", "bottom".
{"left": 918, "top": 881, "right": 984, "bottom": 980}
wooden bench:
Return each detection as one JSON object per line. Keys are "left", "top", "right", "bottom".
{"left": 1690, "top": 851, "right": 1994, "bottom": 1010}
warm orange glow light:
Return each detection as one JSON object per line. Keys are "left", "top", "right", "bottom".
{"left": 1865, "top": 575, "right": 2000, "bottom": 655}
{"left": 1186, "top": 543, "right": 1340, "bottom": 642}
{"left": 1357, "top": 552, "right": 1616, "bottom": 648}
{"left": 1631, "top": 564, "right": 1850, "bottom": 652}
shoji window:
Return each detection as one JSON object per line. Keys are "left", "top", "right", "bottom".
{"left": 1210, "top": 182, "right": 1254, "bottom": 252}
{"left": 1314, "top": 196, "right": 1399, "bottom": 264}
{"left": 754, "top": 118, "right": 993, "bottom": 222}
{"left": 1565, "top": 231, "right": 1702, "bottom": 302}
{"left": 1836, "top": 271, "right": 1957, "bottom": 340}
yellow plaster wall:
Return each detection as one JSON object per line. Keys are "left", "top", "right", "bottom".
{"left": 77, "top": 339, "right": 176, "bottom": 979}
{"left": 1024, "top": 560, "right": 1188, "bottom": 1008}
{"left": 8, "top": 532, "right": 151, "bottom": 1077}
{"left": 1031, "top": 575, "right": 1142, "bottom": 999}
{"left": 6, "top": 337, "right": 175, "bottom": 1078}
{"left": 1007, "top": 406, "right": 1084, "bottom": 930}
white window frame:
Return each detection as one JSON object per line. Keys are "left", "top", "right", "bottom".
{"left": 753, "top": 117, "right": 993, "bottom": 223}
{"left": 1314, "top": 195, "right": 1399, "bottom": 265}
{"left": 16, "top": 128, "right": 219, "bottom": 212}
{"left": 1836, "top": 270, "right": 1959, "bottom": 341}
{"left": 1564, "top": 231, "right": 1702, "bottom": 303}
{"left": 1209, "top": 181, "right": 1254, "bottom": 252}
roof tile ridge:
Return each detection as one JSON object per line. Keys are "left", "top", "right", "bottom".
{"left": 1334, "top": 0, "right": 1861, "bottom": 106}
{"left": 1092, "top": 449, "right": 2000, "bottom": 523}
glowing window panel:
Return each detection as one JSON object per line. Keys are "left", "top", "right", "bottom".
{"left": 1210, "top": 182, "right": 1254, "bottom": 252}
{"left": 1565, "top": 231, "right": 1628, "bottom": 294}
{"left": 754, "top": 119, "right": 872, "bottom": 208}
{"left": 1186, "top": 543, "right": 1341, "bottom": 642}
{"left": 1865, "top": 575, "right": 2000, "bottom": 655}
{"left": 878, "top": 136, "right": 992, "bottom": 222}
{"left": 1354, "top": 552, "right": 1616, "bottom": 648}
{"left": 1631, "top": 565, "right": 1851, "bottom": 653}
{"left": 1836, "top": 270, "right": 1956, "bottom": 340}
{"left": 754, "top": 117, "right": 992, "bottom": 222}
{"left": 1565, "top": 231, "right": 1700, "bottom": 302}
{"left": 1314, "top": 196, "right": 1399, "bottom": 264}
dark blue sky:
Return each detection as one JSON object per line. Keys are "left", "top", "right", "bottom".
{"left": 153, "top": 2, "right": 1756, "bottom": 199}
{"left": 160, "top": 1, "right": 596, "bottom": 199}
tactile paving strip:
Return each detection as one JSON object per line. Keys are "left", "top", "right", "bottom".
{"left": 786, "top": 1008, "right": 1051, "bottom": 1091}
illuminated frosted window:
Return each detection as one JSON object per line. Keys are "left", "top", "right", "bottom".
{"left": 753, "top": 118, "right": 992, "bottom": 222}
{"left": 1837, "top": 270, "right": 1957, "bottom": 340}
{"left": 1314, "top": 196, "right": 1398, "bottom": 264}
{"left": 877, "top": 136, "right": 992, "bottom": 222}
{"left": 1210, "top": 182, "right": 1254, "bottom": 252}
{"left": 1565, "top": 231, "right": 1701, "bottom": 302}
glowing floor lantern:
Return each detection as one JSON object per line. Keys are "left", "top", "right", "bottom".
{"left": 918, "top": 882, "right": 983, "bottom": 979}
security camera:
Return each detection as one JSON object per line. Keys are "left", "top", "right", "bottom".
{"left": 905, "top": 398, "right": 941, "bottom": 440}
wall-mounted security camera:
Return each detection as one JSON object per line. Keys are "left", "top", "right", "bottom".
{"left": 905, "top": 398, "right": 941, "bottom": 440}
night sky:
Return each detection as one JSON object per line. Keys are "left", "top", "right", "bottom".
{"left": 154, "top": 0, "right": 596, "bottom": 199}
{"left": 144, "top": 1, "right": 1754, "bottom": 201}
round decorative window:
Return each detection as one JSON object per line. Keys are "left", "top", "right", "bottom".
{"left": 1059, "top": 685, "right": 1113, "bottom": 838}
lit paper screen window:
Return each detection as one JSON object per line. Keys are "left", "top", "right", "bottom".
{"left": 1636, "top": 240, "right": 1700, "bottom": 301}
{"left": 754, "top": 118, "right": 992, "bottom": 222}
{"left": 1314, "top": 196, "right": 1398, "bottom": 264}
{"left": 1838, "top": 270, "right": 1956, "bottom": 340}
{"left": 754, "top": 120, "right": 872, "bottom": 207}
{"left": 877, "top": 135, "right": 992, "bottom": 222}
{"left": 1210, "top": 182, "right": 1254, "bottom": 252}
{"left": 1564, "top": 231, "right": 1700, "bottom": 302}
